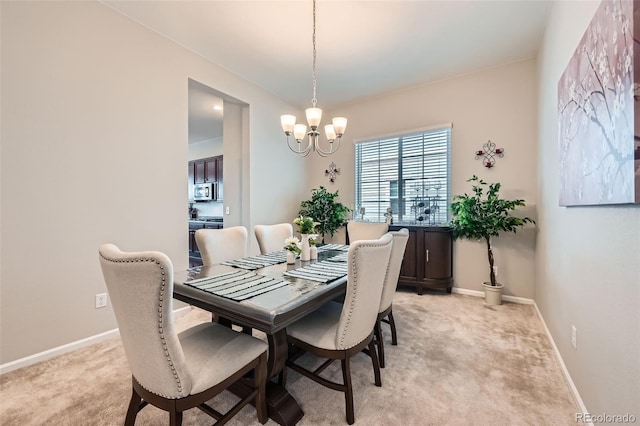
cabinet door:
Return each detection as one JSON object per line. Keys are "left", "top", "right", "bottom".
{"left": 194, "top": 160, "right": 206, "bottom": 183}
{"left": 205, "top": 158, "right": 217, "bottom": 183}
{"left": 424, "top": 230, "right": 452, "bottom": 279}
{"left": 215, "top": 156, "right": 223, "bottom": 200}
{"left": 397, "top": 227, "right": 419, "bottom": 281}
{"left": 189, "top": 230, "right": 197, "bottom": 253}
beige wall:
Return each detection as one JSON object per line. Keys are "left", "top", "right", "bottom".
{"left": 537, "top": 1, "right": 640, "bottom": 417}
{"left": 0, "top": 1, "right": 307, "bottom": 363}
{"left": 311, "top": 60, "right": 539, "bottom": 298}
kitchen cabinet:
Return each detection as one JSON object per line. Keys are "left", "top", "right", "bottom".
{"left": 189, "top": 155, "right": 223, "bottom": 200}
{"left": 389, "top": 225, "right": 453, "bottom": 294}
{"left": 188, "top": 220, "right": 224, "bottom": 267}
{"left": 194, "top": 158, "right": 216, "bottom": 183}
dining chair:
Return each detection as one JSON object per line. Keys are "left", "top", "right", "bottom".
{"left": 195, "top": 226, "right": 247, "bottom": 266}
{"left": 346, "top": 221, "right": 388, "bottom": 243}
{"left": 98, "top": 243, "right": 268, "bottom": 426}
{"left": 374, "top": 228, "right": 409, "bottom": 368}
{"left": 254, "top": 223, "right": 293, "bottom": 254}
{"left": 283, "top": 233, "right": 393, "bottom": 425}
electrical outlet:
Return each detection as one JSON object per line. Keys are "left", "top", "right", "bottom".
{"left": 571, "top": 325, "right": 577, "bottom": 349}
{"left": 225, "top": 206, "right": 230, "bottom": 215}
{"left": 493, "top": 265, "right": 498, "bottom": 277}
{"left": 95, "top": 293, "right": 108, "bottom": 309}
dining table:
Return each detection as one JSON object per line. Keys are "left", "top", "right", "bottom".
{"left": 172, "top": 245, "right": 350, "bottom": 426}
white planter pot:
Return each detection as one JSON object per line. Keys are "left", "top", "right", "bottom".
{"left": 482, "top": 282, "right": 504, "bottom": 305}
{"left": 300, "top": 234, "right": 310, "bottom": 261}
{"left": 286, "top": 251, "right": 296, "bottom": 264}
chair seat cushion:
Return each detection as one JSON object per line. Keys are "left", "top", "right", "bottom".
{"left": 179, "top": 322, "right": 267, "bottom": 395}
{"left": 286, "top": 301, "right": 342, "bottom": 350}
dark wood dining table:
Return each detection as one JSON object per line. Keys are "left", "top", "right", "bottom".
{"left": 172, "top": 249, "right": 348, "bottom": 426}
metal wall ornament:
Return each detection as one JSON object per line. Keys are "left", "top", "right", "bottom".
{"left": 325, "top": 162, "right": 340, "bottom": 182}
{"left": 475, "top": 140, "right": 504, "bottom": 168}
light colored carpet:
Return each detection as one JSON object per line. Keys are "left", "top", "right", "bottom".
{"left": 0, "top": 290, "right": 577, "bottom": 425}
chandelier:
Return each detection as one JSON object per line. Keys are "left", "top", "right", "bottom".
{"left": 280, "top": 0, "right": 347, "bottom": 157}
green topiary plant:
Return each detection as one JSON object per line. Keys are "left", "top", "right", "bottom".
{"left": 299, "top": 186, "right": 350, "bottom": 243}
{"left": 449, "top": 175, "right": 535, "bottom": 286}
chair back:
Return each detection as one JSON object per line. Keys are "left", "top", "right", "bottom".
{"left": 254, "top": 223, "right": 293, "bottom": 254}
{"left": 98, "top": 244, "right": 191, "bottom": 398}
{"left": 379, "top": 228, "right": 409, "bottom": 313}
{"left": 195, "top": 226, "right": 247, "bottom": 265}
{"left": 347, "top": 221, "right": 389, "bottom": 243}
{"left": 336, "top": 233, "right": 393, "bottom": 349}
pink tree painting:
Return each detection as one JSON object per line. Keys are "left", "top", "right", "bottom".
{"left": 558, "top": 0, "right": 640, "bottom": 206}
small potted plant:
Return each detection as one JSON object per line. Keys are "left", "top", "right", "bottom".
{"left": 308, "top": 234, "right": 319, "bottom": 260}
{"left": 449, "top": 175, "right": 535, "bottom": 305}
{"left": 284, "top": 237, "right": 301, "bottom": 264}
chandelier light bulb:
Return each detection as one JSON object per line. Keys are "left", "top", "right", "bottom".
{"left": 324, "top": 124, "right": 337, "bottom": 141}
{"left": 305, "top": 108, "right": 322, "bottom": 129}
{"left": 281, "top": 115, "right": 296, "bottom": 135}
{"left": 293, "top": 124, "right": 307, "bottom": 141}
{"left": 332, "top": 117, "right": 347, "bottom": 136}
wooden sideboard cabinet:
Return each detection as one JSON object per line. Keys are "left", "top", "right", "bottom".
{"left": 389, "top": 225, "right": 453, "bottom": 294}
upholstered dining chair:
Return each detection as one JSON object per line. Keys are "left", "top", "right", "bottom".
{"left": 98, "top": 243, "right": 268, "bottom": 426}
{"left": 346, "top": 221, "right": 389, "bottom": 243}
{"left": 254, "top": 223, "right": 293, "bottom": 254}
{"left": 374, "top": 228, "right": 409, "bottom": 368}
{"left": 195, "top": 226, "right": 247, "bottom": 266}
{"left": 283, "top": 233, "right": 393, "bottom": 425}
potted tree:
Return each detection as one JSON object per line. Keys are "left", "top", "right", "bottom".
{"left": 449, "top": 175, "right": 534, "bottom": 305}
{"left": 298, "top": 186, "right": 350, "bottom": 243}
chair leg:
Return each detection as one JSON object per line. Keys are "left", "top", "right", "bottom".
{"left": 255, "top": 353, "right": 268, "bottom": 424}
{"left": 341, "top": 358, "right": 355, "bottom": 425}
{"left": 375, "top": 319, "right": 386, "bottom": 368}
{"left": 368, "top": 339, "right": 382, "bottom": 387}
{"left": 169, "top": 407, "right": 182, "bottom": 426}
{"left": 388, "top": 309, "right": 398, "bottom": 346}
{"left": 124, "top": 387, "right": 142, "bottom": 426}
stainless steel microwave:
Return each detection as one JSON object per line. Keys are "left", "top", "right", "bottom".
{"left": 193, "top": 182, "right": 215, "bottom": 201}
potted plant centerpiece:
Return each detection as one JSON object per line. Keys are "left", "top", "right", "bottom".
{"left": 299, "top": 186, "right": 350, "bottom": 243}
{"left": 449, "top": 175, "right": 534, "bottom": 305}
{"left": 293, "top": 216, "right": 317, "bottom": 261}
{"left": 284, "top": 237, "right": 301, "bottom": 264}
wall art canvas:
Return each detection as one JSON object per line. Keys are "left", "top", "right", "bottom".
{"left": 558, "top": 0, "right": 640, "bottom": 206}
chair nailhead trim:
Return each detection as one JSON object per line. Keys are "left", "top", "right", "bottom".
{"left": 99, "top": 253, "right": 185, "bottom": 398}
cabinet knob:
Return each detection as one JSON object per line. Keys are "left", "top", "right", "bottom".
{"left": 426, "top": 249, "right": 429, "bottom": 262}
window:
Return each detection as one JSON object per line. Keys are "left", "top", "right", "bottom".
{"left": 355, "top": 124, "right": 451, "bottom": 225}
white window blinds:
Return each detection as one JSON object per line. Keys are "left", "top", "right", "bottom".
{"left": 355, "top": 125, "right": 451, "bottom": 225}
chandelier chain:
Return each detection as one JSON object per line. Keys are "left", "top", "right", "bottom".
{"left": 311, "top": 0, "right": 317, "bottom": 108}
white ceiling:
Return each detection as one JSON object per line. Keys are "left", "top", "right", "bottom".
{"left": 104, "top": 0, "right": 552, "bottom": 141}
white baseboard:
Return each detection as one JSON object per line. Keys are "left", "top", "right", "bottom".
{"left": 533, "top": 302, "right": 591, "bottom": 425}
{"left": 451, "top": 286, "right": 534, "bottom": 304}
{"left": 0, "top": 306, "right": 192, "bottom": 376}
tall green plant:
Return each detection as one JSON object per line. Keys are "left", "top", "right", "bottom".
{"left": 450, "top": 175, "right": 534, "bottom": 286}
{"left": 299, "top": 186, "right": 350, "bottom": 243}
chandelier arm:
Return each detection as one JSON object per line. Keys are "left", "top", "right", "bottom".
{"left": 314, "top": 137, "right": 341, "bottom": 157}
{"left": 287, "top": 135, "right": 313, "bottom": 156}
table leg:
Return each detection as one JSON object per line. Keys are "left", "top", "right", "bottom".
{"left": 264, "top": 330, "right": 304, "bottom": 426}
